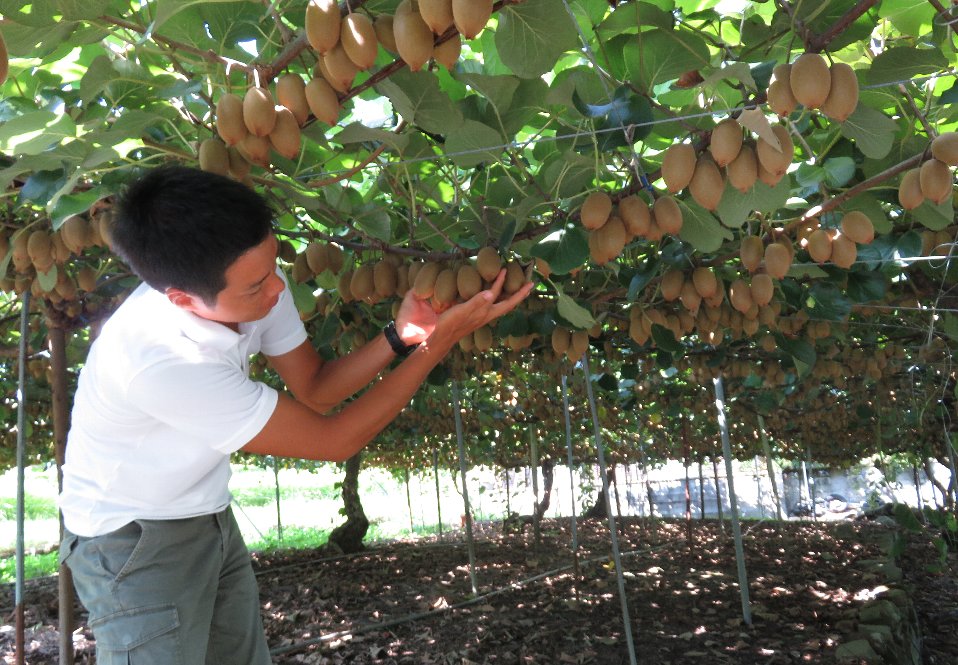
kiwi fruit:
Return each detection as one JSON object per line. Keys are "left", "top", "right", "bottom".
{"left": 452, "top": 0, "right": 492, "bottom": 39}
{"left": 326, "top": 243, "right": 344, "bottom": 273}
{"left": 790, "top": 52, "right": 831, "bottom": 110}
{"left": 569, "top": 329, "right": 590, "bottom": 359}
{"left": 691, "top": 266, "right": 717, "bottom": 299}
{"left": 476, "top": 246, "right": 502, "bottom": 282}
{"left": 766, "top": 64, "right": 797, "bottom": 117}
{"left": 688, "top": 155, "right": 725, "bottom": 211}
{"left": 504, "top": 260, "right": 525, "bottom": 294}
{"left": 618, "top": 195, "right": 651, "bottom": 238}
{"left": 60, "top": 216, "right": 90, "bottom": 253}
{"left": 243, "top": 86, "right": 277, "bottom": 137}
{"left": 292, "top": 253, "right": 312, "bottom": 284}
{"left": 931, "top": 132, "right": 958, "bottom": 166}
{"left": 840, "top": 211, "right": 874, "bottom": 244}
{"left": 324, "top": 43, "right": 360, "bottom": 92}
{"left": 215, "top": 93, "right": 248, "bottom": 146}
{"left": 456, "top": 264, "right": 482, "bottom": 300}
{"left": 661, "top": 143, "right": 696, "bottom": 193}
{"left": 306, "top": 0, "right": 342, "bottom": 55}
{"left": 269, "top": 107, "right": 301, "bottom": 160}
{"left": 238, "top": 133, "right": 270, "bottom": 167}
{"left": 594, "top": 215, "right": 627, "bottom": 263}
{"left": 413, "top": 261, "right": 442, "bottom": 298}
{"left": 728, "top": 279, "right": 754, "bottom": 314}
{"left": 198, "top": 138, "right": 230, "bottom": 176}
{"left": 27, "top": 230, "right": 53, "bottom": 271}
{"left": 551, "top": 327, "right": 571, "bottom": 355}
{"left": 806, "top": 228, "right": 833, "bottom": 264}
{"left": 228, "top": 146, "right": 251, "bottom": 180}
{"left": 373, "top": 260, "right": 399, "bottom": 298}
{"left": 660, "top": 269, "right": 684, "bottom": 302}
{"left": 750, "top": 273, "right": 774, "bottom": 307}
{"left": 350, "top": 264, "right": 376, "bottom": 301}
{"left": 652, "top": 196, "right": 683, "bottom": 235}
{"left": 756, "top": 124, "right": 793, "bottom": 178}
{"left": 580, "top": 191, "right": 612, "bottom": 230}
{"left": 304, "top": 77, "right": 341, "bottom": 126}
{"left": 820, "top": 62, "right": 858, "bottom": 123}
{"left": 830, "top": 234, "right": 857, "bottom": 269}
{"left": 306, "top": 242, "right": 329, "bottom": 273}
{"left": 420, "top": 0, "right": 455, "bottom": 34}
{"left": 374, "top": 15, "right": 399, "bottom": 53}
{"left": 433, "top": 34, "right": 461, "bottom": 70}
{"left": 919, "top": 158, "right": 953, "bottom": 205}
{"left": 739, "top": 235, "right": 763, "bottom": 273}
{"left": 757, "top": 156, "right": 784, "bottom": 187}
{"left": 709, "top": 118, "right": 743, "bottom": 167}
{"left": 394, "top": 7, "right": 434, "bottom": 72}
{"left": 433, "top": 267, "right": 459, "bottom": 306}
{"left": 764, "top": 242, "right": 791, "bottom": 279}
{"left": 11, "top": 232, "right": 29, "bottom": 272}
{"left": 77, "top": 266, "right": 97, "bottom": 293}
{"left": 276, "top": 73, "right": 310, "bottom": 126}
{"left": 898, "top": 168, "right": 925, "bottom": 210}
{"left": 727, "top": 143, "right": 758, "bottom": 193}
{"left": 341, "top": 13, "right": 379, "bottom": 70}
{"left": 473, "top": 325, "right": 493, "bottom": 351}
{"left": 679, "top": 281, "right": 702, "bottom": 314}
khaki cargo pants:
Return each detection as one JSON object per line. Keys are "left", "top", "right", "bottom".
{"left": 59, "top": 507, "right": 271, "bottom": 664}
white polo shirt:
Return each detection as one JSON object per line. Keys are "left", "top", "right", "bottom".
{"left": 60, "top": 270, "right": 307, "bottom": 537}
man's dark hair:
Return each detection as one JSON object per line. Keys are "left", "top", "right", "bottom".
{"left": 111, "top": 165, "right": 274, "bottom": 304}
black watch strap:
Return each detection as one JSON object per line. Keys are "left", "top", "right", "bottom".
{"left": 384, "top": 321, "right": 418, "bottom": 357}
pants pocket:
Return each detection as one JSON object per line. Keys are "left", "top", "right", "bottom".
{"left": 91, "top": 604, "right": 182, "bottom": 665}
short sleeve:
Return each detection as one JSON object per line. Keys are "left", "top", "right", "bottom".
{"left": 127, "top": 359, "right": 278, "bottom": 454}
{"left": 258, "top": 270, "right": 308, "bottom": 357}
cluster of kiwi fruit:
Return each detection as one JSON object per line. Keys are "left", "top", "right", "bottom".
{"left": 579, "top": 190, "right": 682, "bottom": 264}
{"left": 767, "top": 52, "right": 860, "bottom": 123}
{"left": 899, "top": 132, "right": 958, "bottom": 211}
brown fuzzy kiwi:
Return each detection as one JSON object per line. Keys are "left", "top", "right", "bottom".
{"left": 790, "top": 52, "right": 831, "bottom": 110}
{"left": 820, "top": 63, "right": 858, "bottom": 123}
{"left": 919, "top": 158, "right": 953, "bottom": 205}
{"left": 691, "top": 266, "right": 717, "bottom": 299}
{"left": 452, "top": 0, "right": 492, "bottom": 39}
{"left": 338, "top": 269, "right": 355, "bottom": 302}
{"left": 756, "top": 124, "right": 793, "bottom": 178}
{"left": 198, "top": 138, "right": 230, "bottom": 176}
{"left": 595, "top": 215, "right": 627, "bottom": 263}
{"left": 276, "top": 73, "right": 310, "bottom": 126}
{"left": 292, "top": 253, "right": 312, "bottom": 284}
{"left": 413, "top": 261, "right": 442, "bottom": 298}
{"left": 77, "top": 266, "right": 97, "bottom": 293}
{"left": 806, "top": 228, "right": 833, "bottom": 264}
{"left": 569, "top": 329, "right": 590, "bottom": 359}
{"left": 756, "top": 156, "right": 784, "bottom": 187}
{"left": 660, "top": 269, "right": 684, "bottom": 301}
{"left": 661, "top": 143, "right": 696, "bottom": 193}
{"left": 227, "top": 146, "right": 251, "bottom": 180}
{"left": 840, "top": 211, "right": 874, "bottom": 244}
{"left": 767, "top": 64, "right": 797, "bottom": 117}
{"left": 618, "top": 195, "right": 651, "bottom": 238}
{"left": 27, "top": 230, "right": 53, "bottom": 271}
{"left": 395, "top": 263, "right": 410, "bottom": 295}
{"left": 750, "top": 273, "right": 774, "bottom": 306}
{"left": 394, "top": 7, "right": 434, "bottom": 72}
{"left": 551, "top": 327, "right": 570, "bottom": 354}
{"left": 433, "top": 267, "right": 459, "bottom": 306}
{"left": 764, "top": 242, "right": 791, "bottom": 279}
{"left": 215, "top": 93, "right": 248, "bottom": 146}
{"left": 728, "top": 279, "right": 754, "bottom": 314}
{"left": 420, "top": 0, "right": 455, "bottom": 34}
{"left": 679, "top": 280, "right": 701, "bottom": 314}
{"left": 898, "top": 168, "right": 924, "bottom": 210}
{"left": 350, "top": 264, "right": 376, "bottom": 301}
{"left": 709, "top": 118, "right": 743, "bottom": 167}
{"left": 306, "top": 0, "right": 341, "bottom": 55}
{"left": 689, "top": 155, "right": 725, "bottom": 211}
{"left": 830, "top": 234, "right": 857, "bottom": 269}
{"left": 341, "top": 13, "right": 379, "bottom": 70}
{"left": 433, "top": 34, "right": 461, "bottom": 70}
{"left": 476, "top": 246, "right": 502, "bottom": 282}
{"left": 324, "top": 43, "right": 360, "bottom": 92}
{"left": 306, "top": 242, "right": 329, "bottom": 274}
{"left": 652, "top": 196, "right": 683, "bottom": 235}
{"left": 456, "top": 264, "right": 482, "bottom": 300}
{"left": 931, "top": 132, "right": 958, "bottom": 167}
{"left": 373, "top": 260, "right": 399, "bottom": 298}
{"left": 740, "top": 235, "right": 763, "bottom": 273}
{"left": 326, "top": 243, "right": 344, "bottom": 273}
{"left": 374, "top": 15, "right": 399, "bottom": 53}
{"left": 304, "top": 77, "right": 341, "bottom": 126}
{"left": 243, "top": 87, "right": 277, "bottom": 137}
{"left": 269, "top": 107, "right": 302, "bottom": 160}
{"left": 727, "top": 143, "right": 758, "bottom": 193}
{"left": 580, "top": 191, "right": 612, "bottom": 230}
{"left": 474, "top": 325, "right": 493, "bottom": 351}
{"left": 60, "top": 216, "right": 89, "bottom": 253}
{"left": 504, "top": 261, "right": 525, "bottom": 294}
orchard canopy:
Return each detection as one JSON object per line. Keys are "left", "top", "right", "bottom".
{"left": 0, "top": 0, "right": 957, "bottom": 475}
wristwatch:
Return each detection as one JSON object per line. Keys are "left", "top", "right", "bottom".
{"left": 384, "top": 320, "right": 419, "bottom": 357}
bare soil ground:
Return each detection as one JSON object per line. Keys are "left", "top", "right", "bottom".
{"left": 1, "top": 517, "right": 956, "bottom": 664}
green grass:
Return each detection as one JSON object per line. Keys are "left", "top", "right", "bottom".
{"left": 0, "top": 550, "right": 59, "bottom": 583}
{"left": 0, "top": 496, "right": 59, "bottom": 521}
{"left": 231, "top": 483, "right": 340, "bottom": 507}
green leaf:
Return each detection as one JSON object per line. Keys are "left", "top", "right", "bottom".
{"left": 878, "top": 0, "right": 936, "bottom": 36}
{"left": 716, "top": 178, "right": 791, "bottom": 228}
{"left": 912, "top": 198, "right": 954, "bottom": 231}
{"left": 37, "top": 265, "right": 58, "bottom": 293}
{"left": 51, "top": 189, "right": 103, "bottom": 228}
{"left": 287, "top": 278, "right": 316, "bottom": 314}
{"left": 0, "top": 111, "right": 76, "bottom": 156}
{"left": 19, "top": 170, "right": 66, "bottom": 205}
{"left": 574, "top": 86, "right": 654, "bottom": 150}
{"left": 624, "top": 29, "right": 710, "bottom": 93}
{"left": 55, "top": 0, "right": 113, "bottom": 21}
{"left": 597, "top": 1, "right": 673, "bottom": 34}
{"left": 806, "top": 281, "right": 852, "bottom": 321}
{"left": 496, "top": 0, "right": 581, "bottom": 79}
{"left": 867, "top": 47, "right": 948, "bottom": 86}
{"left": 840, "top": 105, "right": 897, "bottom": 159}
{"left": 351, "top": 205, "right": 393, "bottom": 243}
{"left": 678, "top": 200, "right": 733, "bottom": 253}
{"left": 335, "top": 123, "right": 410, "bottom": 153}
{"left": 775, "top": 334, "right": 817, "bottom": 369}
{"left": 823, "top": 156, "right": 856, "bottom": 187}
{"left": 555, "top": 284, "right": 597, "bottom": 329}
{"left": 530, "top": 226, "right": 589, "bottom": 274}
{"left": 375, "top": 70, "right": 464, "bottom": 136}
{"left": 846, "top": 271, "right": 887, "bottom": 304}
{"left": 650, "top": 323, "right": 682, "bottom": 353}
{"left": 539, "top": 150, "right": 596, "bottom": 199}
{"left": 456, "top": 73, "right": 520, "bottom": 115}
{"left": 445, "top": 120, "right": 505, "bottom": 168}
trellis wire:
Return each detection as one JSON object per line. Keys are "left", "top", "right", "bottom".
{"left": 15, "top": 291, "right": 29, "bottom": 665}
{"left": 711, "top": 374, "right": 753, "bottom": 626}
{"left": 451, "top": 381, "right": 478, "bottom": 596}
{"left": 581, "top": 352, "right": 638, "bottom": 665}
{"left": 560, "top": 373, "right": 581, "bottom": 576}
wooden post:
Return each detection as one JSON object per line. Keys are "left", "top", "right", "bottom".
{"left": 272, "top": 456, "right": 283, "bottom": 542}
{"left": 15, "top": 291, "right": 30, "bottom": 665}
{"left": 432, "top": 447, "right": 443, "bottom": 541}
{"left": 758, "top": 415, "right": 783, "bottom": 521}
{"left": 451, "top": 382, "right": 478, "bottom": 595}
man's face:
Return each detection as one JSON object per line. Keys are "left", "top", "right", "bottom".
{"left": 187, "top": 234, "right": 285, "bottom": 325}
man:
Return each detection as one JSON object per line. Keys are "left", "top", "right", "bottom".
{"left": 58, "top": 165, "right": 533, "bottom": 663}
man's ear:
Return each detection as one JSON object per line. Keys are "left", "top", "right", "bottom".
{"left": 166, "top": 287, "right": 199, "bottom": 312}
